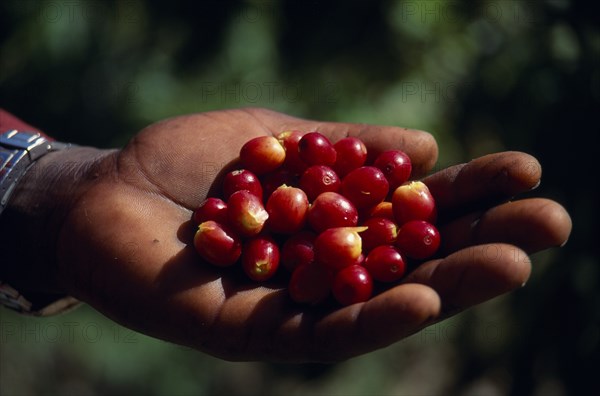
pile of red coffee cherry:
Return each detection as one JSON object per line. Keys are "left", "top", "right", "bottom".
{"left": 192, "top": 131, "right": 440, "bottom": 306}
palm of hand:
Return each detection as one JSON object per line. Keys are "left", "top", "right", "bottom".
{"left": 57, "top": 108, "right": 571, "bottom": 362}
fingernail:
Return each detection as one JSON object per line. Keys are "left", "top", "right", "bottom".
{"left": 530, "top": 179, "right": 541, "bottom": 190}
{"left": 559, "top": 237, "right": 569, "bottom": 247}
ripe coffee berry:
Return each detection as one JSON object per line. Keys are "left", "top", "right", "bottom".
{"left": 374, "top": 150, "right": 412, "bottom": 190}
{"left": 289, "top": 262, "right": 333, "bottom": 305}
{"left": 242, "top": 236, "right": 280, "bottom": 281}
{"left": 340, "top": 166, "right": 389, "bottom": 209}
{"left": 299, "top": 165, "right": 341, "bottom": 202}
{"left": 281, "top": 231, "right": 316, "bottom": 272}
{"left": 227, "top": 190, "right": 269, "bottom": 237}
{"left": 392, "top": 181, "right": 437, "bottom": 225}
{"left": 266, "top": 185, "right": 309, "bottom": 234}
{"left": 365, "top": 201, "right": 394, "bottom": 221}
{"left": 363, "top": 245, "right": 406, "bottom": 282}
{"left": 333, "top": 137, "right": 367, "bottom": 177}
{"left": 314, "top": 227, "right": 365, "bottom": 271}
{"left": 307, "top": 192, "right": 358, "bottom": 233}
{"left": 222, "top": 169, "right": 263, "bottom": 201}
{"left": 298, "top": 132, "right": 337, "bottom": 166}
{"left": 192, "top": 130, "right": 442, "bottom": 307}
{"left": 360, "top": 217, "right": 398, "bottom": 252}
{"left": 240, "top": 136, "right": 286, "bottom": 175}
{"left": 332, "top": 265, "right": 373, "bottom": 306}
{"left": 193, "top": 198, "right": 228, "bottom": 225}
{"left": 395, "top": 220, "right": 440, "bottom": 260}
{"left": 277, "top": 130, "right": 308, "bottom": 175}
{"left": 194, "top": 221, "right": 242, "bottom": 267}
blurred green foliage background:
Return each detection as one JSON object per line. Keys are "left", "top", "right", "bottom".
{"left": 1, "top": 0, "right": 598, "bottom": 395}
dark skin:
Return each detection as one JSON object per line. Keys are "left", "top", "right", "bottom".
{"left": 1, "top": 108, "right": 572, "bottom": 362}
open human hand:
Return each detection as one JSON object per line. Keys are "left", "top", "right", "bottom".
{"left": 13, "top": 108, "right": 571, "bottom": 362}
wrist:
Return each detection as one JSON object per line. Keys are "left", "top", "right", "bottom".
{"left": 0, "top": 146, "right": 115, "bottom": 297}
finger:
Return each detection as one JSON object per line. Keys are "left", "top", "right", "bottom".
{"left": 307, "top": 283, "right": 441, "bottom": 361}
{"left": 402, "top": 244, "right": 531, "bottom": 313}
{"left": 201, "top": 282, "right": 440, "bottom": 362}
{"left": 424, "top": 152, "right": 542, "bottom": 219}
{"left": 439, "top": 198, "right": 572, "bottom": 255}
